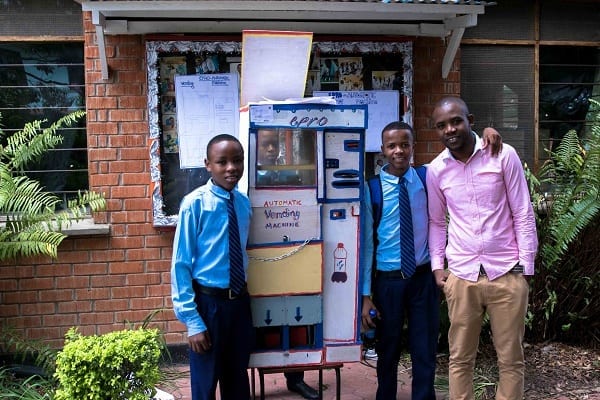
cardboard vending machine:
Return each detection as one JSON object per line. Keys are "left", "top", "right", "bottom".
{"left": 241, "top": 101, "right": 367, "bottom": 368}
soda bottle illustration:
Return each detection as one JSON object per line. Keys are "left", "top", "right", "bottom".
{"left": 331, "top": 242, "right": 348, "bottom": 283}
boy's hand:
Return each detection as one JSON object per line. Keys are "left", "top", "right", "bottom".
{"left": 482, "top": 127, "right": 503, "bottom": 156}
{"left": 189, "top": 330, "right": 212, "bottom": 353}
{"left": 361, "top": 296, "right": 379, "bottom": 329}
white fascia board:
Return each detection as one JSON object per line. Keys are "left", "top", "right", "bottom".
{"left": 105, "top": 20, "right": 444, "bottom": 37}
{"left": 81, "top": 1, "right": 486, "bottom": 18}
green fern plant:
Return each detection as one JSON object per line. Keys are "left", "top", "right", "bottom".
{"left": 529, "top": 114, "right": 600, "bottom": 268}
{"left": 525, "top": 98, "right": 600, "bottom": 341}
{"left": 0, "top": 111, "right": 105, "bottom": 261}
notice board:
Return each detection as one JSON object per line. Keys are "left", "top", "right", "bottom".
{"left": 314, "top": 90, "right": 399, "bottom": 152}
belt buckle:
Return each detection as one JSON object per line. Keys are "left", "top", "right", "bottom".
{"left": 227, "top": 289, "right": 237, "bottom": 300}
{"left": 400, "top": 270, "right": 407, "bottom": 279}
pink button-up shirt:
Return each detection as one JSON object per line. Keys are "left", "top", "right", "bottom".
{"left": 427, "top": 135, "right": 538, "bottom": 281}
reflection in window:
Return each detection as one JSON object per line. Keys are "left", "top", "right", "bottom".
{"left": 539, "top": 46, "right": 599, "bottom": 154}
{"left": 256, "top": 128, "right": 316, "bottom": 187}
{"left": 503, "top": 85, "right": 519, "bottom": 129}
{"left": 0, "top": 42, "right": 86, "bottom": 207}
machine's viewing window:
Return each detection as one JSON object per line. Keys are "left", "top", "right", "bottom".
{"left": 256, "top": 128, "right": 316, "bottom": 187}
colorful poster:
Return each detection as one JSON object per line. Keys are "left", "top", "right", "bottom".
{"left": 372, "top": 70, "right": 401, "bottom": 90}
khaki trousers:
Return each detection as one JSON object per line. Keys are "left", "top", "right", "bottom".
{"left": 444, "top": 272, "right": 529, "bottom": 400}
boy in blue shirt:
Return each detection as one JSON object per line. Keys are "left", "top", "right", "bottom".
{"left": 171, "top": 134, "right": 253, "bottom": 400}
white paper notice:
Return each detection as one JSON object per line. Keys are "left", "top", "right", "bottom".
{"left": 241, "top": 30, "right": 313, "bottom": 106}
{"left": 174, "top": 74, "right": 240, "bottom": 168}
{"left": 314, "top": 90, "right": 399, "bottom": 152}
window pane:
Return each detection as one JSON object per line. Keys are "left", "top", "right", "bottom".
{"left": 0, "top": 42, "right": 87, "bottom": 203}
{"left": 461, "top": 45, "right": 535, "bottom": 167}
{"left": 256, "top": 128, "right": 317, "bottom": 187}
{"left": 539, "top": 46, "right": 600, "bottom": 158}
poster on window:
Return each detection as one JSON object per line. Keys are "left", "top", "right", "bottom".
{"left": 174, "top": 73, "right": 240, "bottom": 168}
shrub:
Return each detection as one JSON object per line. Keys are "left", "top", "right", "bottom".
{"left": 54, "top": 327, "right": 163, "bottom": 400}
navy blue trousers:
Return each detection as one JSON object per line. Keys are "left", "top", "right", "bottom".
{"left": 190, "top": 291, "right": 254, "bottom": 400}
{"left": 373, "top": 269, "right": 440, "bottom": 400}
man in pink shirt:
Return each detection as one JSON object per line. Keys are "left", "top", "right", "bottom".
{"left": 427, "top": 97, "right": 538, "bottom": 400}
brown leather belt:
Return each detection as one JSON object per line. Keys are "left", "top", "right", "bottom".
{"left": 193, "top": 281, "right": 248, "bottom": 300}
{"left": 479, "top": 264, "right": 524, "bottom": 276}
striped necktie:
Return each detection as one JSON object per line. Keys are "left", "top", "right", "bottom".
{"left": 399, "top": 177, "right": 416, "bottom": 277}
{"left": 227, "top": 194, "right": 245, "bottom": 294}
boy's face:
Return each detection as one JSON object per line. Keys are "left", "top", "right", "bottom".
{"left": 257, "top": 130, "right": 279, "bottom": 165}
{"left": 205, "top": 139, "right": 244, "bottom": 191}
{"left": 380, "top": 128, "right": 414, "bottom": 177}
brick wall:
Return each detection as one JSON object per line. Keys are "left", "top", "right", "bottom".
{"left": 0, "top": 12, "right": 459, "bottom": 349}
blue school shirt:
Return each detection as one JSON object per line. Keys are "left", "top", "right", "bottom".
{"left": 171, "top": 179, "right": 252, "bottom": 336}
{"left": 360, "top": 165, "right": 430, "bottom": 296}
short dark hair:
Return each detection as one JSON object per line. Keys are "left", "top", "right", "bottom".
{"left": 434, "top": 96, "right": 470, "bottom": 115}
{"left": 381, "top": 121, "right": 415, "bottom": 142}
{"left": 206, "top": 134, "right": 242, "bottom": 157}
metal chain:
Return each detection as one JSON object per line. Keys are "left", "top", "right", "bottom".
{"left": 249, "top": 237, "right": 318, "bottom": 262}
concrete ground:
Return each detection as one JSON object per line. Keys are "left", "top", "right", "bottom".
{"left": 163, "top": 358, "right": 437, "bottom": 400}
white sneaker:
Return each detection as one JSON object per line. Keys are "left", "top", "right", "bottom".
{"left": 364, "top": 348, "right": 378, "bottom": 360}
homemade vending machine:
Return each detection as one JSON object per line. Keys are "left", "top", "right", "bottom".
{"left": 240, "top": 100, "right": 367, "bottom": 369}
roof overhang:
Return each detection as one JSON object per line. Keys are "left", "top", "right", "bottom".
{"left": 76, "top": 0, "right": 494, "bottom": 79}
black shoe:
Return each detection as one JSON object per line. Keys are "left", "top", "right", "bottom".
{"left": 287, "top": 380, "right": 319, "bottom": 400}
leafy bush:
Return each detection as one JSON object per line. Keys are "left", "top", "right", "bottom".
{"left": 54, "top": 327, "right": 163, "bottom": 400}
{"left": 525, "top": 99, "right": 600, "bottom": 345}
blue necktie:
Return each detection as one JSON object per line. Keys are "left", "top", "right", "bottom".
{"left": 399, "top": 177, "right": 416, "bottom": 277}
{"left": 227, "top": 194, "right": 245, "bottom": 294}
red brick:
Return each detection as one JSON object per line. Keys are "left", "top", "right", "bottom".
{"left": 148, "top": 284, "right": 171, "bottom": 297}
{"left": 127, "top": 223, "right": 159, "bottom": 236}
{"left": 108, "top": 109, "right": 144, "bottom": 122}
{"left": 90, "top": 249, "right": 125, "bottom": 262}
{"left": 4, "top": 291, "right": 38, "bottom": 304}
{"left": 115, "top": 310, "right": 157, "bottom": 325}
{"left": 124, "top": 197, "right": 152, "bottom": 210}
{"left": 130, "top": 297, "right": 164, "bottom": 310}
{"left": 146, "top": 234, "right": 174, "bottom": 248}
{"left": 80, "top": 311, "right": 115, "bottom": 325}
{"left": 89, "top": 148, "right": 118, "bottom": 161}
{"left": 28, "top": 326, "right": 62, "bottom": 341}
{"left": 58, "top": 301, "right": 92, "bottom": 314}
{"left": 108, "top": 160, "right": 146, "bottom": 174}
{"left": 121, "top": 123, "right": 150, "bottom": 136}
{"left": 95, "top": 299, "right": 129, "bottom": 312}
{"left": 0, "top": 304, "right": 19, "bottom": 317}
{"left": 90, "top": 274, "right": 127, "bottom": 288}
{"left": 40, "top": 289, "right": 75, "bottom": 302}
{"left": 108, "top": 261, "right": 144, "bottom": 274}
{"left": 110, "top": 58, "right": 144, "bottom": 71}
{"left": 20, "top": 303, "right": 55, "bottom": 316}
{"left": 127, "top": 273, "right": 161, "bottom": 286}
{"left": 75, "top": 287, "right": 110, "bottom": 300}
{"left": 126, "top": 247, "right": 160, "bottom": 261}
{"left": 87, "top": 121, "right": 119, "bottom": 135}
{"left": 120, "top": 147, "right": 149, "bottom": 160}
{"left": 118, "top": 96, "right": 147, "bottom": 109}
{"left": 73, "top": 263, "right": 109, "bottom": 275}
{"left": 112, "top": 286, "right": 145, "bottom": 299}
{"left": 106, "top": 83, "right": 143, "bottom": 96}
{"left": 56, "top": 276, "right": 91, "bottom": 289}
{"left": 43, "top": 314, "right": 78, "bottom": 327}
{"left": 90, "top": 173, "right": 120, "bottom": 186}
{"left": 20, "top": 277, "right": 54, "bottom": 290}
{"left": 0, "top": 279, "right": 17, "bottom": 291}
{"left": 110, "top": 236, "right": 144, "bottom": 249}
{"left": 10, "top": 316, "right": 42, "bottom": 329}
